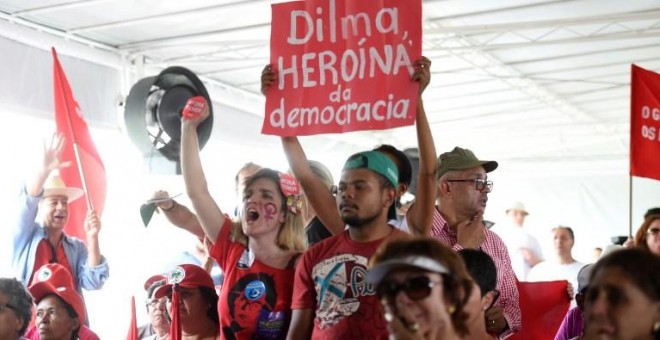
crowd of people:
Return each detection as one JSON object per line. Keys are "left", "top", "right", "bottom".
{"left": 3, "top": 56, "right": 660, "bottom": 340}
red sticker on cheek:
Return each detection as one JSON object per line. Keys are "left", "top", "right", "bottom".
{"left": 263, "top": 203, "right": 277, "bottom": 221}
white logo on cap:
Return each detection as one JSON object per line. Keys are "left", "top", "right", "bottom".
{"left": 37, "top": 268, "right": 52, "bottom": 282}
{"left": 168, "top": 266, "right": 185, "bottom": 284}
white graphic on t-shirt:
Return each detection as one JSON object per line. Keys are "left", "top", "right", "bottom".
{"left": 312, "top": 254, "right": 375, "bottom": 329}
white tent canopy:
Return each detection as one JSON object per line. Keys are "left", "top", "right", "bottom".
{"left": 1, "top": 1, "right": 659, "bottom": 337}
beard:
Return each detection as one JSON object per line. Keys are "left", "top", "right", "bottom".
{"left": 342, "top": 209, "right": 381, "bottom": 228}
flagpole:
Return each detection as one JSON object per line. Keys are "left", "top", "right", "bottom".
{"left": 52, "top": 48, "right": 94, "bottom": 211}
{"left": 72, "top": 142, "right": 93, "bottom": 211}
{"left": 628, "top": 174, "right": 633, "bottom": 237}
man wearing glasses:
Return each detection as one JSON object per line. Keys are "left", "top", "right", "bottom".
{"left": 428, "top": 146, "right": 521, "bottom": 338}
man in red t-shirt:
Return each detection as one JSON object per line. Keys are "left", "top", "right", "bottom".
{"left": 288, "top": 151, "right": 408, "bottom": 339}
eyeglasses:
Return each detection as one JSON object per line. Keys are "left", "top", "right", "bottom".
{"left": 446, "top": 178, "right": 493, "bottom": 192}
{"left": 647, "top": 228, "right": 660, "bottom": 235}
{"left": 0, "top": 303, "right": 16, "bottom": 313}
{"left": 146, "top": 298, "right": 166, "bottom": 308}
{"left": 377, "top": 276, "right": 441, "bottom": 302}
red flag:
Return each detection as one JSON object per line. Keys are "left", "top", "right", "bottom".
{"left": 52, "top": 48, "right": 107, "bottom": 241}
{"left": 126, "top": 296, "right": 139, "bottom": 340}
{"left": 509, "top": 280, "right": 570, "bottom": 340}
{"left": 631, "top": 64, "right": 660, "bottom": 181}
{"left": 169, "top": 284, "right": 181, "bottom": 340}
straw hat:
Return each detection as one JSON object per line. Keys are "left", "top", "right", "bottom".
{"left": 506, "top": 202, "right": 529, "bottom": 216}
{"left": 43, "top": 174, "right": 83, "bottom": 202}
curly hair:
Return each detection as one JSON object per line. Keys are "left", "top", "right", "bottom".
{"left": 370, "top": 237, "right": 474, "bottom": 337}
{"left": 0, "top": 278, "right": 33, "bottom": 336}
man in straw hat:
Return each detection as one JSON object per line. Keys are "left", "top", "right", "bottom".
{"left": 9, "top": 133, "right": 109, "bottom": 297}
{"left": 491, "top": 201, "right": 543, "bottom": 281}
{"left": 429, "top": 146, "right": 521, "bottom": 338}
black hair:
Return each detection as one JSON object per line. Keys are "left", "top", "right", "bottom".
{"left": 644, "top": 207, "right": 660, "bottom": 219}
{"left": 374, "top": 144, "right": 412, "bottom": 186}
{"left": 199, "top": 286, "right": 220, "bottom": 325}
{"left": 0, "top": 278, "right": 33, "bottom": 336}
{"left": 552, "top": 226, "right": 575, "bottom": 241}
{"left": 457, "top": 249, "right": 497, "bottom": 296}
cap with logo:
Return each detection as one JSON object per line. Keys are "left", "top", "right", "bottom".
{"left": 154, "top": 264, "right": 215, "bottom": 299}
{"left": 28, "top": 263, "right": 86, "bottom": 326}
{"left": 436, "top": 146, "right": 498, "bottom": 180}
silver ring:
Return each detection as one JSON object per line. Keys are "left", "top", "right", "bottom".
{"left": 408, "top": 322, "right": 419, "bottom": 332}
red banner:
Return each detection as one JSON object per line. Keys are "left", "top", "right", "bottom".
{"left": 263, "top": 0, "right": 422, "bottom": 136}
{"left": 509, "top": 280, "right": 570, "bottom": 340}
{"left": 631, "top": 64, "right": 660, "bottom": 181}
{"left": 52, "top": 48, "right": 107, "bottom": 242}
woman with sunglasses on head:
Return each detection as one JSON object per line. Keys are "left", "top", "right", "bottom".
{"left": 581, "top": 248, "right": 660, "bottom": 340}
{"left": 458, "top": 249, "right": 499, "bottom": 340}
{"left": 633, "top": 214, "right": 660, "bottom": 256}
{"left": 367, "top": 237, "right": 473, "bottom": 340}
{"left": 180, "top": 97, "right": 307, "bottom": 339}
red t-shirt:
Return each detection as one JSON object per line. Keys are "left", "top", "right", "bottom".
{"left": 292, "top": 228, "right": 407, "bottom": 339}
{"left": 29, "top": 238, "right": 73, "bottom": 286}
{"left": 210, "top": 218, "right": 296, "bottom": 340}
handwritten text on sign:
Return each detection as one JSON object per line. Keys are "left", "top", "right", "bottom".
{"left": 262, "top": 0, "right": 422, "bottom": 136}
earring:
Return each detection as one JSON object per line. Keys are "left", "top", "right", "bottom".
{"left": 448, "top": 305, "right": 456, "bottom": 314}
{"left": 654, "top": 321, "right": 660, "bottom": 332}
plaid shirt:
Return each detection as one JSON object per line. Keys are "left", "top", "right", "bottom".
{"left": 431, "top": 208, "right": 521, "bottom": 338}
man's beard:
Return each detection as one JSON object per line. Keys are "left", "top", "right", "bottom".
{"left": 342, "top": 210, "right": 381, "bottom": 228}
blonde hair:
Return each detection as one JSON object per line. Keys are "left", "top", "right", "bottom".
{"left": 230, "top": 168, "right": 307, "bottom": 252}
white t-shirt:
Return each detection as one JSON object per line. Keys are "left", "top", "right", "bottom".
{"left": 527, "top": 259, "right": 585, "bottom": 307}
{"left": 491, "top": 222, "right": 543, "bottom": 281}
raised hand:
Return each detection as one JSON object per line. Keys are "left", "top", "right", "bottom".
{"left": 84, "top": 210, "right": 102, "bottom": 240}
{"left": 261, "top": 64, "right": 277, "bottom": 95}
{"left": 412, "top": 56, "right": 431, "bottom": 96}
{"left": 42, "top": 133, "right": 72, "bottom": 174}
{"left": 181, "top": 96, "right": 210, "bottom": 128}
{"left": 152, "top": 190, "right": 174, "bottom": 211}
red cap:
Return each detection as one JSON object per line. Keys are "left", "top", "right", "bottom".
{"left": 143, "top": 274, "right": 167, "bottom": 292}
{"left": 154, "top": 264, "right": 214, "bottom": 299}
{"left": 28, "top": 263, "right": 86, "bottom": 326}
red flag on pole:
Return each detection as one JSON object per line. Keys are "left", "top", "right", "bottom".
{"left": 52, "top": 48, "right": 107, "bottom": 241}
{"left": 630, "top": 64, "right": 660, "bottom": 181}
{"left": 126, "top": 296, "right": 139, "bottom": 340}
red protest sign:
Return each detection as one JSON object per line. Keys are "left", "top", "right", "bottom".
{"left": 279, "top": 173, "right": 301, "bottom": 197}
{"left": 630, "top": 65, "right": 660, "bottom": 181}
{"left": 263, "top": 0, "right": 422, "bottom": 136}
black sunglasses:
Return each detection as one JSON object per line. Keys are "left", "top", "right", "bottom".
{"left": 377, "top": 276, "right": 442, "bottom": 302}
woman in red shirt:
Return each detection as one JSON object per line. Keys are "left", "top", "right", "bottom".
{"left": 180, "top": 97, "right": 306, "bottom": 339}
